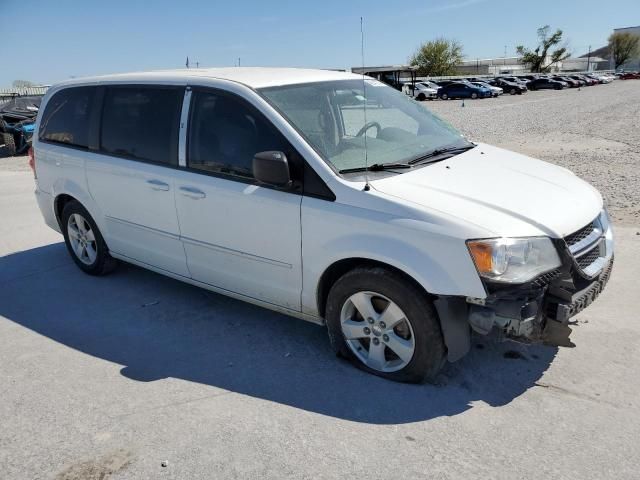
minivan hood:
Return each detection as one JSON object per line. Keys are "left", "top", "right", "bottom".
{"left": 371, "top": 143, "right": 602, "bottom": 238}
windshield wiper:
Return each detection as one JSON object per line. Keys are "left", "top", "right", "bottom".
{"left": 339, "top": 163, "right": 412, "bottom": 174}
{"left": 408, "top": 144, "right": 476, "bottom": 165}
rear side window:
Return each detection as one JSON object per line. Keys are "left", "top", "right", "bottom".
{"left": 100, "top": 87, "right": 181, "bottom": 165}
{"left": 39, "top": 87, "right": 94, "bottom": 148}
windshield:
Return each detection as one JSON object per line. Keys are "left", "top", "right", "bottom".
{"left": 260, "top": 79, "right": 470, "bottom": 173}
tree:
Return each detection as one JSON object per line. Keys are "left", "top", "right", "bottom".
{"left": 12, "top": 80, "right": 35, "bottom": 88}
{"left": 608, "top": 32, "right": 640, "bottom": 69}
{"left": 516, "top": 25, "right": 570, "bottom": 72}
{"left": 409, "top": 38, "right": 463, "bottom": 76}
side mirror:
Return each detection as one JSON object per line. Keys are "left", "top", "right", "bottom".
{"left": 253, "top": 151, "right": 291, "bottom": 187}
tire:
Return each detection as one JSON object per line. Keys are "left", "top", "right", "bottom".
{"left": 325, "top": 267, "right": 446, "bottom": 383}
{"left": 510, "top": 88, "right": 517, "bottom": 95}
{"left": 61, "top": 200, "right": 118, "bottom": 275}
{"left": 0, "top": 132, "right": 16, "bottom": 157}
{"left": 471, "top": 92, "right": 478, "bottom": 99}
{"left": 440, "top": 93, "right": 448, "bottom": 100}
{"left": 416, "top": 93, "right": 426, "bottom": 101}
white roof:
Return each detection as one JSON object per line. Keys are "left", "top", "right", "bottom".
{"left": 56, "top": 67, "right": 361, "bottom": 90}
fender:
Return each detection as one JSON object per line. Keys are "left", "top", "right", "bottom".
{"left": 301, "top": 232, "right": 486, "bottom": 317}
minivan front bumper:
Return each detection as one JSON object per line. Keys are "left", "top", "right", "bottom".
{"left": 466, "top": 211, "right": 614, "bottom": 339}
{"left": 436, "top": 212, "right": 614, "bottom": 360}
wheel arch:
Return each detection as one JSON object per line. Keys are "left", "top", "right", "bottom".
{"left": 316, "top": 256, "right": 472, "bottom": 363}
{"left": 315, "top": 257, "right": 431, "bottom": 319}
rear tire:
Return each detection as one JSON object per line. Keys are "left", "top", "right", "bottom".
{"left": 440, "top": 93, "right": 448, "bottom": 100}
{"left": 0, "top": 132, "right": 16, "bottom": 157}
{"left": 326, "top": 267, "right": 446, "bottom": 383}
{"left": 471, "top": 92, "right": 478, "bottom": 99}
{"left": 61, "top": 200, "right": 118, "bottom": 275}
{"left": 416, "top": 93, "right": 426, "bottom": 101}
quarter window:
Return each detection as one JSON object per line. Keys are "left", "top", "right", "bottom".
{"left": 100, "top": 87, "right": 181, "bottom": 165}
{"left": 39, "top": 87, "right": 94, "bottom": 148}
{"left": 187, "top": 91, "right": 289, "bottom": 180}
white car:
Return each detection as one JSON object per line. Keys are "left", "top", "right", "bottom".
{"left": 471, "top": 81, "right": 503, "bottom": 96}
{"left": 402, "top": 81, "right": 439, "bottom": 100}
{"left": 31, "top": 68, "right": 614, "bottom": 382}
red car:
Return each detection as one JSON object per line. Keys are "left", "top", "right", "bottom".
{"left": 620, "top": 72, "right": 640, "bottom": 80}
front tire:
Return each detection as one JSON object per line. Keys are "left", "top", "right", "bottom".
{"left": 440, "top": 93, "right": 448, "bottom": 100}
{"left": 510, "top": 88, "right": 517, "bottom": 95}
{"left": 62, "top": 200, "right": 118, "bottom": 275}
{"left": 471, "top": 92, "right": 478, "bottom": 99}
{"left": 326, "top": 267, "right": 446, "bottom": 383}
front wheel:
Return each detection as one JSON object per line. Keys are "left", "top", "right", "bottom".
{"left": 62, "top": 200, "right": 118, "bottom": 275}
{"left": 440, "top": 93, "right": 448, "bottom": 100}
{"left": 326, "top": 267, "right": 446, "bottom": 383}
{"left": 510, "top": 88, "right": 517, "bottom": 95}
{"left": 471, "top": 92, "right": 478, "bottom": 99}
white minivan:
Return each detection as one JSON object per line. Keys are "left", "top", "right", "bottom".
{"left": 32, "top": 68, "right": 614, "bottom": 382}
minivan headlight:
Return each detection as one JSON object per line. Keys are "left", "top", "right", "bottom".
{"left": 467, "top": 237, "right": 561, "bottom": 284}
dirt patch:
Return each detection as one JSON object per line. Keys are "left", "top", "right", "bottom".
{"left": 54, "top": 449, "right": 135, "bottom": 480}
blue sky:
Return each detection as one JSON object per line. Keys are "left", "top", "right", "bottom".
{"left": 1, "top": 0, "right": 638, "bottom": 86}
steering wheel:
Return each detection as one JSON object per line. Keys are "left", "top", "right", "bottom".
{"left": 356, "top": 121, "right": 381, "bottom": 138}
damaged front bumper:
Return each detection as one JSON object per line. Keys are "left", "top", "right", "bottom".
{"left": 467, "top": 212, "right": 614, "bottom": 340}
{"left": 436, "top": 212, "right": 614, "bottom": 361}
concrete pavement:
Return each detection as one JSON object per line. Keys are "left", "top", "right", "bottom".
{"left": 1, "top": 169, "right": 639, "bottom": 479}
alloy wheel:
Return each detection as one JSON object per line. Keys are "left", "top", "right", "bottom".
{"left": 340, "top": 291, "right": 415, "bottom": 373}
{"left": 67, "top": 213, "right": 97, "bottom": 265}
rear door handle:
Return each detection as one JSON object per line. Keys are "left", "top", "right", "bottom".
{"left": 179, "top": 186, "right": 206, "bottom": 199}
{"left": 146, "top": 179, "right": 170, "bottom": 191}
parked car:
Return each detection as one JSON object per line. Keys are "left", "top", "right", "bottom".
{"left": 497, "top": 76, "right": 529, "bottom": 87}
{"left": 438, "top": 82, "right": 492, "bottom": 100}
{"left": 32, "top": 68, "right": 614, "bottom": 383}
{"left": 620, "top": 72, "right": 640, "bottom": 79}
{"left": 526, "top": 77, "right": 567, "bottom": 90}
{"left": 567, "top": 75, "right": 588, "bottom": 86}
{"left": 402, "top": 82, "right": 438, "bottom": 100}
{"left": 470, "top": 81, "right": 502, "bottom": 96}
{"left": 0, "top": 95, "right": 41, "bottom": 157}
{"left": 488, "top": 78, "right": 527, "bottom": 95}
{"left": 552, "top": 76, "right": 580, "bottom": 88}
{"left": 586, "top": 73, "right": 612, "bottom": 84}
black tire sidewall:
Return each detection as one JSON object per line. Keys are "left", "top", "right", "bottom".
{"left": 326, "top": 267, "right": 446, "bottom": 383}
{"left": 1, "top": 132, "right": 16, "bottom": 157}
{"left": 61, "top": 200, "right": 115, "bottom": 275}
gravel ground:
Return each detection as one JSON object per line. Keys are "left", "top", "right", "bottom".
{"left": 424, "top": 80, "right": 640, "bottom": 226}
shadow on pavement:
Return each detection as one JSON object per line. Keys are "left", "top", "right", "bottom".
{"left": 0, "top": 243, "right": 561, "bottom": 424}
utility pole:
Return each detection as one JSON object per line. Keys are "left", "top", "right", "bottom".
{"left": 238, "top": 57, "right": 241, "bottom": 67}
{"left": 504, "top": 45, "right": 507, "bottom": 65}
{"left": 587, "top": 45, "right": 591, "bottom": 72}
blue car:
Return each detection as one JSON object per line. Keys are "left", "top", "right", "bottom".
{"left": 438, "top": 81, "right": 492, "bottom": 100}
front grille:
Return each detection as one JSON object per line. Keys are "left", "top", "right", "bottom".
{"left": 565, "top": 223, "right": 595, "bottom": 247}
{"left": 576, "top": 248, "right": 601, "bottom": 269}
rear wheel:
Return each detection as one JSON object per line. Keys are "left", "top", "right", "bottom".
{"left": 471, "top": 92, "right": 478, "bottom": 99}
{"left": 0, "top": 132, "right": 16, "bottom": 157}
{"left": 326, "top": 267, "right": 446, "bottom": 383}
{"left": 440, "top": 93, "right": 448, "bottom": 100}
{"left": 62, "top": 200, "right": 118, "bottom": 275}
{"left": 416, "top": 93, "right": 426, "bottom": 101}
